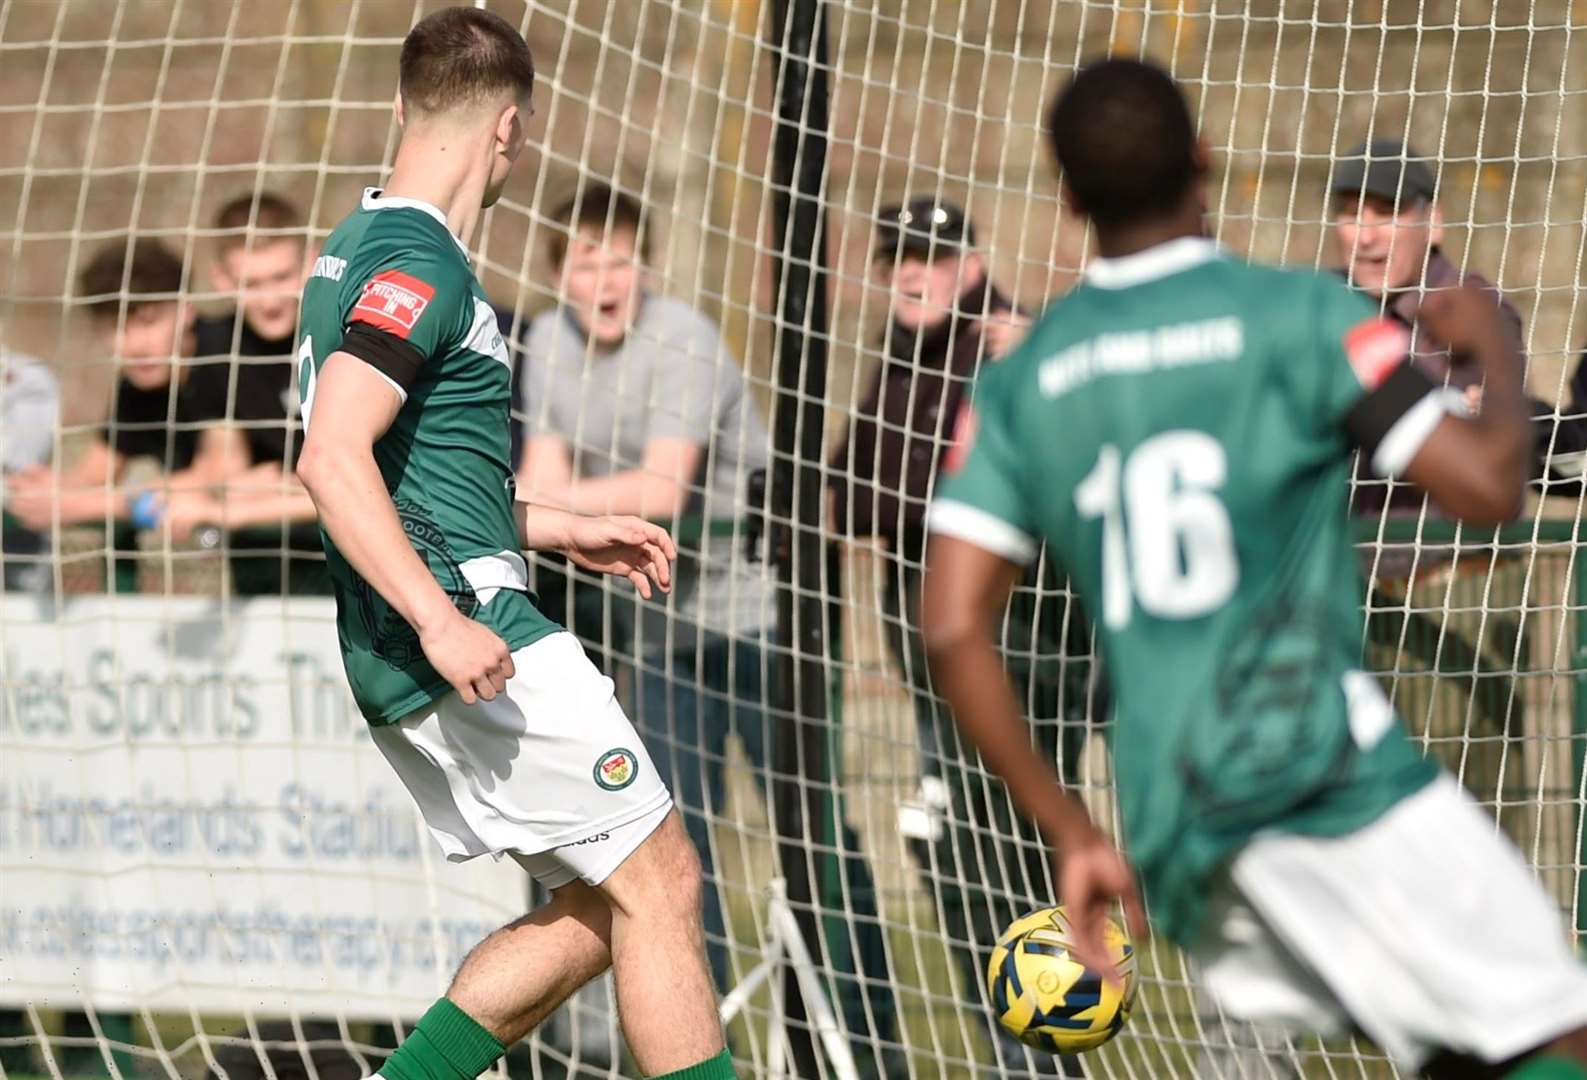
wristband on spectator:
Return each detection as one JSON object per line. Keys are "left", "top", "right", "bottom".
{"left": 129, "top": 490, "right": 163, "bottom": 531}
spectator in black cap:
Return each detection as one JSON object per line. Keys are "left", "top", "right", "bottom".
{"left": 1332, "top": 138, "right": 1538, "bottom": 824}
{"left": 830, "top": 196, "right": 1031, "bottom": 769}
{"left": 1331, "top": 138, "right": 1530, "bottom": 496}
{"left": 829, "top": 200, "right": 1094, "bottom": 1077}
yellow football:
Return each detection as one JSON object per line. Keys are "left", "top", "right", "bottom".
{"left": 986, "top": 905, "right": 1137, "bottom": 1054}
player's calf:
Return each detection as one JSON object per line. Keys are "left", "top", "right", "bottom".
{"left": 599, "top": 810, "right": 736, "bottom": 1079}
{"left": 375, "top": 883, "right": 614, "bottom": 1080}
{"left": 447, "top": 881, "right": 614, "bottom": 1045}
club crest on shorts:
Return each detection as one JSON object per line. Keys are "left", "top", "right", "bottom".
{"left": 593, "top": 748, "right": 639, "bottom": 791}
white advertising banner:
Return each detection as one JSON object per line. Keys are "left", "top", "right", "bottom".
{"left": 0, "top": 594, "right": 526, "bottom": 1018}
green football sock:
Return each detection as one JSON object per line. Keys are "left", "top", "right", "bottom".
{"left": 648, "top": 1048, "right": 737, "bottom": 1080}
{"left": 1503, "top": 1055, "right": 1587, "bottom": 1080}
{"left": 378, "top": 998, "right": 505, "bottom": 1080}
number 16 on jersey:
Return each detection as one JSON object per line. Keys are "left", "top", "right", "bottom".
{"left": 1074, "top": 430, "right": 1239, "bottom": 630}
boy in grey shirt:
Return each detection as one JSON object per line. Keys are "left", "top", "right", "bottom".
{"left": 517, "top": 185, "right": 900, "bottom": 1074}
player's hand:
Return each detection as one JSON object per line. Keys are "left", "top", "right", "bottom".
{"left": 1416, "top": 285, "right": 1508, "bottom": 356}
{"left": 1056, "top": 830, "right": 1148, "bottom": 984}
{"left": 560, "top": 514, "right": 676, "bottom": 599}
{"left": 418, "top": 608, "right": 515, "bottom": 705}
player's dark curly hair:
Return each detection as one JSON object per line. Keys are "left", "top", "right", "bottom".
{"left": 399, "top": 6, "right": 535, "bottom": 116}
{"left": 79, "top": 239, "right": 187, "bottom": 319}
{"left": 1048, "top": 58, "right": 1200, "bottom": 227}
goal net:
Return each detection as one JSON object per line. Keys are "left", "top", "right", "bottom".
{"left": 1, "top": 2, "right": 1582, "bottom": 1079}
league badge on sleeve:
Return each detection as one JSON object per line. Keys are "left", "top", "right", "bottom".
{"left": 1344, "top": 316, "right": 1411, "bottom": 390}
{"left": 351, "top": 269, "right": 436, "bottom": 338}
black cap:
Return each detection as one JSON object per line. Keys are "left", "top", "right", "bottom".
{"left": 875, "top": 198, "right": 976, "bottom": 259}
{"left": 1330, "top": 138, "right": 1437, "bottom": 206}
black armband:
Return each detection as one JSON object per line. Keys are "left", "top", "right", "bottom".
{"left": 1342, "top": 362, "right": 1440, "bottom": 461}
{"left": 341, "top": 322, "right": 426, "bottom": 392}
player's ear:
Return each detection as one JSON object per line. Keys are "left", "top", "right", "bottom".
{"left": 394, "top": 93, "right": 406, "bottom": 129}
{"left": 494, "top": 103, "right": 520, "bottom": 156}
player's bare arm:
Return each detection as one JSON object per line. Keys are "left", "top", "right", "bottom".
{"left": 922, "top": 531, "right": 1147, "bottom": 977}
{"left": 515, "top": 502, "right": 675, "bottom": 598}
{"left": 297, "top": 351, "right": 513, "bottom": 705}
{"left": 1399, "top": 284, "right": 1530, "bottom": 523}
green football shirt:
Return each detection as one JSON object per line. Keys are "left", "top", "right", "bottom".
{"left": 931, "top": 237, "right": 1445, "bottom": 944}
{"left": 297, "top": 188, "right": 558, "bottom": 724}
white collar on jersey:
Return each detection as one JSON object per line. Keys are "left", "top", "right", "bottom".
{"left": 361, "top": 187, "right": 470, "bottom": 257}
{"left": 1081, "top": 235, "right": 1223, "bottom": 289}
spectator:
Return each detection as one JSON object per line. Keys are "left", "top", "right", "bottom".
{"left": 1331, "top": 138, "right": 1530, "bottom": 512}
{"left": 1, "top": 344, "right": 59, "bottom": 591}
{"left": 1331, "top": 138, "right": 1533, "bottom": 829}
{"left": 517, "top": 183, "right": 903, "bottom": 1076}
{"left": 829, "top": 198, "right": 1095, "bottom": 1077}
{"left": 158, "top": 193, "right": 323, "bottom": 592}
{"left": 5, "top": 240, "right": 248, "bottom": 539}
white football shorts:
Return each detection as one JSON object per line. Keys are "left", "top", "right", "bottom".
{"left": 372, "top": 631, "right": 673, "bottom": 890}
{"left": 1191, "top": 773, "right": 1587, "bottom": 1071}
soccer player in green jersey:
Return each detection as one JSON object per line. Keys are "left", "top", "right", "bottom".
{"left": 293, "top": 9, "right": 734, "bottom": 1080}
{"left": 923, "top": 58, "right": 1587, "bottom": 1079}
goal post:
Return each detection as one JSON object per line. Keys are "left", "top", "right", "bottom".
{"left": 2, "top": 3, "right": 1584, "bottom": 1080}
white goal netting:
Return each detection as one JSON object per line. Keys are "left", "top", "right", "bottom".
{"left": 1, "top": 2, "right": 1584, "bottom": 1079}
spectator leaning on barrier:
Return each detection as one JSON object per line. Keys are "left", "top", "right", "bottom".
{"left": 828, "top": 197, "right": 1094, "bottom": 1077}
{"left": 516, "top": 183, "right": 903, "bottom": 1075}
{"left": 4, "top": 240, "right": 248, "bottom": 540}
{"left": 1, "top": 344, "right": 59, "bottom": 591}
{"left": 157, "top": 194, "right": 323, "bottom": 581}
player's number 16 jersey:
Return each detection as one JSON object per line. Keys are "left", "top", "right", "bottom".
{"left": 931, "top": 238, "right": 1444, "bottom": 943}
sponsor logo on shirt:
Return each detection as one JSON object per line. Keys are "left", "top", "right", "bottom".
{"left": 311, "top": 254, "right": 347, "bottom": 282}
{"left": 356, "top": 499, "right": 478, "bottom": 672}
{"left": 593, "top": 748, "right": 639, "bottom": 791}
{"left": 1344, "top": 316, "right": 1410, "bottom": 390}
{"left": 350, "top": 269, "right": 436, "bottom": 338}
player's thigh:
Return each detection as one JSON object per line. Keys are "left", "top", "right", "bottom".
{"left": 1226, "top": 775, "right": 1587, "bottom": 1071}
{"left": 594, "top": 809, "right": 704, "bottom": 922}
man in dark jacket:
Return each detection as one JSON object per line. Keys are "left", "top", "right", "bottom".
{"left": 829, "top": 198, "right": 1094, "bottom": 1077}
{"left": 1331, "top": 138, "right": 1542, "bottom": 840}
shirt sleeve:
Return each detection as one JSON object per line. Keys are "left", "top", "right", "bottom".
{"left": 341, "top": 254, "right": 467, "bottom": 400}
{"left": 927, "top": 370, "right": 1039, "bottom": 565}
{"left": 1313, "top": 275, "right": 1450, "bottom": 478}
{"left": 645, "top": 310, "right": 721, "bottom": 444}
